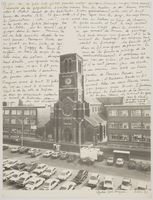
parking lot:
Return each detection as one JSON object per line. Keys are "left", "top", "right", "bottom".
{"left": 3, "top": 144, "right": 151, "bottom": 192}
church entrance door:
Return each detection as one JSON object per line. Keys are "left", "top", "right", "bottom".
{"left": 63, "top": 128, "right": 72, "bottom": 143}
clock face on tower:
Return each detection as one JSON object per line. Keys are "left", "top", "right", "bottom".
{"left": 65, "top": 78, "right": 72, "bottom": 85}
{"left": 63, "top": 103, "right": 73, "bottom": 116}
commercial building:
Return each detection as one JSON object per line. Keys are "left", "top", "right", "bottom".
{"left": 105, "top": 104, "right": 151, "bottom": 149}
{"left": 3, "top": 104, "right": 50, "bottom": 138}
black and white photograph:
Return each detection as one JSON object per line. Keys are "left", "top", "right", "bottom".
{"left": 1, "top": 0, "right": 152, "bottom": 198}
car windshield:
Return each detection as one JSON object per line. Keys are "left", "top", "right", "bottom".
{"left": 44, "top": 182, "right": 50, "bottom": 186}
{"left": 90, "top": 176, "right": 97, "bottom": 180}
{"left": 108, "top": 158, "right": 113, "bottom": 161}
{"left": 12, "top": 174, "right": 18, "bottom": 178}
{"left": 37, "top": 166, "right": 42, "bottom": 169}
{"left": 122, "top": 181, "right": 130, "bottom": 186}
{"left": 19, "top": 177, "right": 25, "bottom": 181}
{"left": 105, "top": 180, "right": 112, "bottom": 184}
{"left": 45, "top": 169, "right": 51, "bottom": 173}
{"left": 28, "top": 181, "right": 34, "bottom": 185}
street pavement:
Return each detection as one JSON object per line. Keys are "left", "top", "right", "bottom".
{"left": 3, "top": 145, "right": 151, "bottom": 192}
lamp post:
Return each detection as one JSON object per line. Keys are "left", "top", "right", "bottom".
{"left": 21, "top": 118, "right": 24, "bottom": 147}
{"left": 74, "top": 118, "right": 84, "bottom": 147}
{"left": 19, "top": 117, "right": 29, "bottom": 147}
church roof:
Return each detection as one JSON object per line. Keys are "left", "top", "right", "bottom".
{"left": 97, "top": 96, "right": 123, "bottom": 105}
{"left": 85, "top": 97, "right": 101, "bottom": 105}
{"left": 84, "top": 114, "right": 106, "bottom": 127}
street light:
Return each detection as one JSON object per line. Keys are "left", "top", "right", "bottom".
{"left": 19, "top": 117, "right": 29, "bottom": 147}
{"left": 74, "top": 118, "right": 84, "bottom": 147}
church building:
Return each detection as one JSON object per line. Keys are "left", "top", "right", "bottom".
{"left": 53, "top": 53, "right": 106, "bottom": 147}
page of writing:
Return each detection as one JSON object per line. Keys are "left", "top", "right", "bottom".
{"left": 2, "top": 0, "right": 151, "bottom": 106}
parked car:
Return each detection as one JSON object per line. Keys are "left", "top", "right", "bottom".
{"left": 107, "top": 157, "right": 114, "bottom": 166}
{"left": 24, "top": 162, "right": 38, "bottom": 172}
{"left": 25, "top": 177, "right": 45, "bottom": 190}
{"left": 19, "top": 147, "right": 29, "bottom": 154}
{"left": 33, "top": 164, "right": 47, "bottom": 175}
{"left": 5, "top": 160, "right": 19, "bottom": 170}
{"left": 31, "top": 150, "right": 42, "bottom": 158}
{"left": 59, "top": 181, "right": 76, "bottom": 190}
{"left": 10, "top": 146, "right": 21, "bottom": 153}
{"left": 72, "top": 170, "right": 88, "bottom": 185}
{"left": 40, "top": 167, "right": 56, "bottom": 179}
{"left": 51, "top": 151, "right": 60, "bottom": 159}
{"left": 137, "top": 161, "right": 151, "bottom": 171}
{"left": 3, "top": 170, "right": 18, "bottom": 182}
{"left": 79, "top": 157, "right": 94, "bottom": 165}
{"left": 67, "top": 155, "right": 76, "bottom": 163}
{"left": 116, "top": 158, "right": 124, "bottom": 167}
{"left": 3, "top": 145, "right": 9, "bottom": 150}
{"left": 3, "top": 159, "right": 12, "bottom": 168}
{"left": 135, "top": 183, "right": 148, "bottom": 191}
{"left": 100, "top": 177, "right": 114, "bottom": 190}
{"left": 87, "top": 173, "right": 100, "bottom": 187}
{"left": 27, "top": 148, "right": 37, "bottom": 155}
{"left": 128, "top": 160, "right": 137, "bottom": 169}
{"left": 43, "top": 150, "right": 54, "bottom": 158}
{"left": 8, "top": 171, "right": 28, "bottom": 184}
{"left": 118, "top": 178, "right": 132, "bottom": 190}
{"left": 39, "top": 178, "right": 60, "bottom": 190}
{"left": 12, "top": 161, "right": 27, "bottom": 170}
{"left": 60, "top": 151, "right": 69, "bottom": 160}
{"left": 57, "top": 169, "right": 72, "bottom": 181}
{"left": 16, "top": 173, "right": 37, "bottom": 187}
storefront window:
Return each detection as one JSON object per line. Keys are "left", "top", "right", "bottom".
{"left": 142, "top": 123, "right": 150, "bottom": 130}
{"left": 108, "top": 110, "right": 118, "bottom": 117}
{"left": 4, "top": 110, "right": 9, "bottom": 115}
{"left": 24, "top": 110, "right": 30, "bottom": 115}
{"left": 110, "top": 134, "right": 129, "bottom": 141}
{"left": 108, "top": 122, "right": 118, "bottom": 129}
{"left": 17, "top": 110, "right": 22, "bottom": 115}
{"left": 132, "top": 134, "right": 142, "bottom": 142}
{"left": 11, "top": 110, "right": 16, "bottom": 115}
{"left": 24, "top": 118, "right": 29, "bottom": 125}
{"left": 142, "top": 135, "right": 150, "bottom": 143}
{"left": 142, "top": 110, "right": 150, "bottom": 117}
{"left": 131, "top": 110, "right": 141, "bottom": 117}
{"left": 118, "top": 123, "right": 129, "bottom": 129}
{"left": 118, "top": 110, "right": 128, "bottom": 117}
{"left": 131, "top": 123, "right": 142, "bottom": 129}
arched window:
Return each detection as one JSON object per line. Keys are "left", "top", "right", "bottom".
{"left": 69, "top": 59, "right": 72, "bottom": 72}
{"left": 64, "top": 59, "right": 68, "bottom": 73}
{"left": 78, "top": 60, "right": 81, "bottom": 73}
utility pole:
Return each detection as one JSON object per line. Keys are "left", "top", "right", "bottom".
{"left": 21, "top": 118, "right": 24, "bottom": 147}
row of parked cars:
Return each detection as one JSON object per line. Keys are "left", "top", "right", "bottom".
{"left": 3, "top": 158, "right": 148, "bottom": 191}
{"left": 106, "top": 156, "right": 151, "bottom": 172}
{"left": 9, "top": 145, "right": 77, "bottom": 162}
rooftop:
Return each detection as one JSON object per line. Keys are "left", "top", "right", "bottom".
{"left": 85, "top": 114, "right": 106, "bottom": 127}
{"left": 105, "top": 104, "right": 150, "bottom": 107}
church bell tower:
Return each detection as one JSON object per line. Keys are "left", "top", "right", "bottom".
{"left": 54, "top": 53, "right": 88, "bottom": 145}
